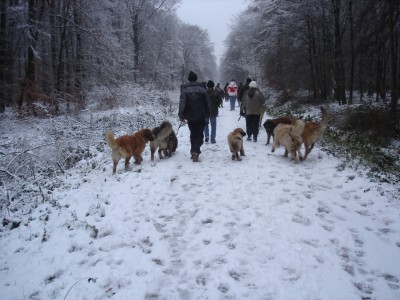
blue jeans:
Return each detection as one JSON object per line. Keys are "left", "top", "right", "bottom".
{"left": 204, "top": 117, "right": 217, "bottom": 143}
{"left": 229, "top": 96, "right": 237, "bottom": 110}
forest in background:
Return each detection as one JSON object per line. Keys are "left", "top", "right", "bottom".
{"left": 222, "top": 0, "right": 399, "bottom": 112}
{"left": 0, "top": 0, "right": 399, "bottom": 113}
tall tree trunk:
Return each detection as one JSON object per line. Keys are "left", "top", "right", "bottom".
{"left": 348, "top": 0, "right": 354, "bottom": 105}
{"left": 386, "top": 0, "right": 398, "bottom": 112}
{"left": 73, "top": 0, "right": 83, "bottom": 105}
{"left": 331, "top": 0, "right": 346, "bottom": 105}
{"left": 0, "top": 0, "right": 8, "bottom": 112}
{"left": 18, "top": 0, "right": 45, "bottom": 108}
{"left": 133, "top": 12, "right": 140, "bottom": 83}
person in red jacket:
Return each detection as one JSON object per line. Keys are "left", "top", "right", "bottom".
{"left": 226, "top": 79, "right": 238, "bottom": 111}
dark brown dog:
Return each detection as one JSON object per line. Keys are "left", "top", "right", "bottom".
{"left": 301, "top": 106, "right": 329, "bottom": 161}
{"left": 150, "top": 121, "right": 178, "bottom": 161}
{"left": 106, "top": 129, "right": 154, "bottom": 174}
{"left": 227, "top": 128, "right": 246, "bottom": 161}
{"left": 263, "top": 116, "right": 292, "bottom": 145}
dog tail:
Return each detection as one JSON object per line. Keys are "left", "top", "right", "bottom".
{"left": 157, "top": 121, "right": 173, "bottom": 141}
{"left": 320, "top": 106, "right": 329, "bottom": 131}
{"left": 105, "top": 131, "right": 118, "bottom": 150}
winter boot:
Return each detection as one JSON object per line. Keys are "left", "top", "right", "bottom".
{"left": 191, "top": 152, "right": 199, "bottom": 162}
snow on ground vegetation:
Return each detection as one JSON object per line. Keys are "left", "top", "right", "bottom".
{"left": 0, "top": 86, "right": 399, "bottom": 299}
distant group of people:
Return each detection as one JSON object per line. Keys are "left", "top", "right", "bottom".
{"left": 179, "top": 71, "right": 265, "bottom": 162}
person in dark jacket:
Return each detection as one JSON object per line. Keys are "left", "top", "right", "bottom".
{"left": 203, "top": 80, "right": 220, "bottom": 144}
{"left": 238, "top": 78, "right": 252, "bottom": 106}
{"left": 179, "top": 71, "right": 210, "bottom": 162}
{"left": 223, "top": 82, "right": 229, "bottom": 102}
{"left": 215, "top": 83, "right": 224, "bottom": 108}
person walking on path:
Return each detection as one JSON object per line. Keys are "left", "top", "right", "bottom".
{"left": 226, "top": 79, "right": 238, "bottom": 111}
{"left": 238, "top": 78, "right": 252, "bottom": 107}
{"left": 178, "top": 71, "right": 210, "bottom": 162}
{"left": 223, "top": 82, "right": 229, "bottom": 103}
{"left": 215, "top": 83, "right": 224, "bottom": 108}
{"left": 203, "top": 80, "right": 220, "bottom": 144}
{"left": 240, "top": 80, "right": 265, "bottom": 142}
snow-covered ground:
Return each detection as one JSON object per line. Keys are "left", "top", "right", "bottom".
{"left": 0, "top": 101, "right": 399, "bottom": 300}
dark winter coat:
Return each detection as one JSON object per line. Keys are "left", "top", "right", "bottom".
{"left": 238, "top": 82, "right": 250, "bottom": 103}
{"left": 179, "top": 82, "right": 210, "bottom": 121}
{"left": 207, "top": 88, "right": 220, "bottom": 117}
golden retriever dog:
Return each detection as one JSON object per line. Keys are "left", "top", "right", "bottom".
{"left": 105, "top": 129, "right": 154, "bottom": 174}
{"left": 150, "top": 121, "right": 178, "bottom": 161}
{"left": 301, "top": 106, "right": 329, "bottom": 161}
{"left": 227, "top": 128, "right": 246, "bottom": 161}
{"left": 271, "top": 118, "right": 305, "bottom": 163}
{"left": 263, "top": 116, "right": 293, "bottom": 145}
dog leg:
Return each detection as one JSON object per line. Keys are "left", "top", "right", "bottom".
{"left": 158, "top": 149, "right": 163, "bottom": 160}
{"left": 266, "top": 133, "right": 271, "bottom": 145}
{"left": 289, "top": 150, "right": 299, "bottom": 163}
{"left": 236, "top": 153, "right": 242, "bottom": 161}
{"left": 112, "top": 160, "right": 118, "bottom": 175}
{"left": 302, "top": 143, "right": 314, "bottom": 161}
{"left": 240, "top": 148, "right": 245, "bottom": 156}
{"left": 284, "top": 148, "right": 289, "bottom": 157}
{"left": 134, "top": 154, "right": 143, "bottom": 165}
{"left": 124, "top": 157, "right": 131, "bottom": 170}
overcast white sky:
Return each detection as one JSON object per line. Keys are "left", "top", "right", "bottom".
{"left": 176, "top": 0, "right": 248, "bottom": 65}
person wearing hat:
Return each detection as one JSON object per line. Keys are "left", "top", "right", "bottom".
{"left": 240, "top": 80, "right": 265, "bottom": 142}
{"left": 178, "top": 71, "right": 210, "bottom": 162}
{"left": 203, "top": 80, "right": 220, "bottom": 144}
{"left": 226, "top": 79, "right": 238, "bottom": 111}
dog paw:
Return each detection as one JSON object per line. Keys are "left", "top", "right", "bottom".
{"left": 231, "top": 155, "right": 235, "bottom": 160}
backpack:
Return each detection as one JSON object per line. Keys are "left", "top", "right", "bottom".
{"left": 227, "top": 85, "right": 237, "bottom": 96}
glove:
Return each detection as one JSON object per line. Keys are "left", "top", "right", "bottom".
{"left": 240, "top": 111, "right": 245, "bottom": 117}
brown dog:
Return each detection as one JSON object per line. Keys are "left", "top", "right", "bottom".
{"left": 106, "top": 129, "right": 154, "bottom": 174}
{"left": 227, "top": 128, "right": 246, "bottom": 161}
{"left": 150, "top": 121, "right": 178, "bottom": 161}
{"left": 263, "top": 116, "right": 292, "bottom": 145}
{"left": 271, "top": 118, "right": 305, "bottom": 163}
{"left": 301, "top": 106, "right": 329, "bottom": 161}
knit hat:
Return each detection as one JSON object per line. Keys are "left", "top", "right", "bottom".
{"left": 249, "top": 81, "right": 258, "bottom": 88}
{"left": 188, "top": 71, "right": 198, "bottom": 82}
{"left": 207, "top": 80, "right": 215, "bottom": 88}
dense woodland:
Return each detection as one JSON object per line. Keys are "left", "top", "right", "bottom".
{"left": 0, "top": 0, "right": 399, "bottom": 113}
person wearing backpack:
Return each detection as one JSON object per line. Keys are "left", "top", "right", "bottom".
{"left": 215, "top": 83, "right": 224, "bottom": 108}
{"left": 179, "top": 71, "right": 210, "bottom": 162}
{"left": 240, "top": 81, "right": 265, "bottom": 142}
{"left": 203, "top": 80, "right": 220, "bottom": 144}
{"left": 227, "top": 79, "right": 238, "bottom": 111}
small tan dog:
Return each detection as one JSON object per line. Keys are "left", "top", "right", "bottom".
{"left": 271, "top": 118, "right": 305, "bottom": 163}
{"left": 227, "top": 128, "right": 246, "bottom": 161}
{"left": 105, "top": 129, "right": 154, "bottom": 174}
{"left": 301, "top": 107, "right": 329, "bottom": 161}
{"left": 150, "top": 121, "right": 178, "bottom": 161}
